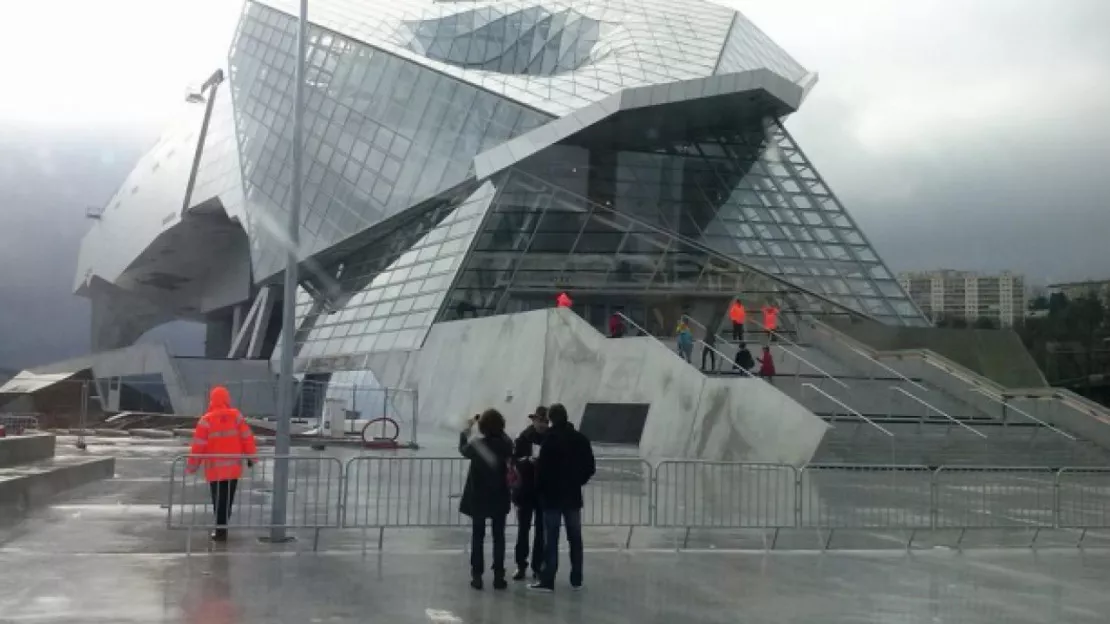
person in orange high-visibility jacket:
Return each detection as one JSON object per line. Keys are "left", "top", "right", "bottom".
{"left": 728, "top": 299, "right": 746, "bottom": 342}
{"left": 761, "top": 304, "right": 781, "bottom": 342}
{"left": 186, "top": 386, "right": 258, "bottom": 542}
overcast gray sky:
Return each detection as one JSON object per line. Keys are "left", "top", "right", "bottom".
{"left": 1, "top": 0, "right": 1108, "bottom": 367}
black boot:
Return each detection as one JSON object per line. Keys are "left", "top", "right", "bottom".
{"left": 493, "top": 571, "right": 508, "bottom": 590}
{"left": 512, "top": 567, "right": 527, "bottom": 581}
{"left": 470, "top": 574, "right": 483, "bottom": 591}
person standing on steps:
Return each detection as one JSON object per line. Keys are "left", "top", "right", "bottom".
{"left": 761, "top": 302, "right": 780, "bottom": 343}
{"left": 700, "top": 326, "right": 718, "bottom": 371}
{"left": 512, "top": 407, "right": 550, "bottom": 581}
{"left": 729, "top": 298, "right": 746, "bottom": 342}
{"left": 608, "top": 311, "right": 625, "bottom": 338}
{"left": 185, "top": 385, "right": 258, "bottom": 543}
{"left": 459, "top": 409, "right": 514, "bottom": 591}
{"left": 734, "top": 342, "right": 756, "bottom": 374}
{"left": 675, "top": 319, "right": 694, "bottom": 363}
{"left": 758, "top": 345, "right": 776, "bottom": 383}
{"left": 530, "top": 403, "right": 595, "bottom": 593}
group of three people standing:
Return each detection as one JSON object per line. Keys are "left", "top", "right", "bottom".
{"left": 458, "top": 403, "right": 596, "bottom": 592}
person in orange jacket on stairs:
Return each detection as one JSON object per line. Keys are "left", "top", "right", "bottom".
{"left": 761, "top": 303, "right": 780, "bottom": 342}
{"left": 186, "top": 385, "right": 258, "bottom": 542}
{"left": 728, "top": 298, "right": 746, "bottom": 341}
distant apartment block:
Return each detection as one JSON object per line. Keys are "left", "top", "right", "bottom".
{"left": 1048, "top": 280, "right": 1110, "bottom": 305}
{"left": 898, "top": 270, "right": 1025, "bottom": 327}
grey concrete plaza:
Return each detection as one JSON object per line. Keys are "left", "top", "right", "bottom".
{"left": 2, "top": 436, "right": 1110, "bottom": 622}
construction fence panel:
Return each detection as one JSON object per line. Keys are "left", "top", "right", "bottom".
{"left": 933, "top": 466, "right": 1056, "bottom": 529}
{"left": 167, "top": 454, "right": 344, "bottom": 531}
{"left": 654, "top": 461, "right": 797, "bottom": 529}
{"left": 799, "top": 465, "right": 933, "bottom": 529}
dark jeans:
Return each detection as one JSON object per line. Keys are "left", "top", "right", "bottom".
{"left": 208, "top": 479, "right": 238, "bottom": 530}
{"left": 515, "top": 504, "right": 545, "bottom": 573}
{"left": 541, "top": 508, "right": 583, "bottom": 587}
{"left": 470, "top": 515, "right": 507, "bottom": 577}
{"left": 701, "top": 347, "right": 716, "bottom": 371}
{"left": 732, "top": 322, "right": 744, "bottom": 342}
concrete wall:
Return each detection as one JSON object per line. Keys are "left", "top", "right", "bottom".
{"left": 384, "top": 308, "right": 827, "bottom": 464}
{"left": 0, "top": 434, "right": 55, "bottom": 468}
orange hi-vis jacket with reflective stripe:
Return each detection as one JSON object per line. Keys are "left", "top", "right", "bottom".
{"left": 729, "top": 301, "right": 746, "bottom": 324}
{"left": 187, "top": 386, "right": 258, "bottom": 482}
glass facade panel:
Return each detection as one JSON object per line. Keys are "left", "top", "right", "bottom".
{"left": 229, "top": 2, "right": 551, "bottom": 281}
{"left": 444, "top": 115, "right": 925, "bottom": 331}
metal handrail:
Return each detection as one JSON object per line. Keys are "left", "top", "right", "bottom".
{"left": 968, "top": 388, "right": 1076, "bottom": 440}
{"left": 695, "top": 340, "right": 756, "bottom": 378}
{"left": 801, "top": 382, "right": 893, "bottom": 437}
{"left": 616, "top": 312, "right": 698, "bottom": 367}
{"left": 750, "top": 316, "right": 804, "bottom": 351}
{"left": 806, "top": 318, "right": 929, "bottom": 392}
{"left": 683, "top": 315, "right": 848, "bottom": 389}
{"left": 890, "top": 386, "right": 987, "bottom": 438}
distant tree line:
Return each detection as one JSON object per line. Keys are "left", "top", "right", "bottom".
{"left": 1018, "top": 293, "right": 1109, "bottom": 403}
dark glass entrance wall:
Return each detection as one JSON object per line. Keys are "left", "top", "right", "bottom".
{"left": 441, "top": 115, "right": 926, "bottom": 336}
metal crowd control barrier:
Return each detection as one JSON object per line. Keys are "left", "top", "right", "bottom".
{"left": 342, "top": 457, "right": 652, "bottom": 550}
{"left": 0, "top": 413, "right": 41, "bottom": 435}
{"left": 799, "top": 464, "right": 933, "bottom": 548}
{"left": 655, "top": 461, "right": 797, "bottom": 548}
{"left": 933, "top": 466, "right": 1056, "bottom": 547}
{"left": 1055, "top": 468, "right": 1110, "bottom": 546}
{"left": 167, "top": 454, "right": 343, "bottom": 553}
{"left": 164, "top": 457, "right": 1110, "bottom": 552}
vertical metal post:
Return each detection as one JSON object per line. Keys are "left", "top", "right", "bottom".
{"left": 270, "top": 0, "right": 308, "bottom": 543}
{"left": 381, "top": 388, "right": 389, "bottom": 439}
{"left": 76, "top": 380, "right": 89, "bottom": 450}
{"left": 412, "top": 389, "right": 419, "bottom": 447}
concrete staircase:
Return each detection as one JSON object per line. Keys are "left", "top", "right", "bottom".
{"left": 0, "top": 432, "right": 115, "bottom": 521}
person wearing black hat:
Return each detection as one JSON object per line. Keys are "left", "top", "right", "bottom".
{"left": 511, "top": 406, "right": 549, "bottom": 581}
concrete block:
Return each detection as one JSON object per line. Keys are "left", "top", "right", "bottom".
{"left": 0, "top": 456, "right": 115, "bottom": 521}
{"left": 0, "top": 433, "right": 56, "bottom": 468}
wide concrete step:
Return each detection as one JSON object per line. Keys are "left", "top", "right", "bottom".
{"left": 0, "top": 455, "right": 116, "bottom": 521}
{"left": 0, "top": 433, "right": 56, "bottom": 468}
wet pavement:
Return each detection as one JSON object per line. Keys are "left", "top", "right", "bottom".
{"left": 2, "top": 436, "right": 1110, "bottom": 622}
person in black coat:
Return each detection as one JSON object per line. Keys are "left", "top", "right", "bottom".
{"left": 459, "top": 408, "right": 514, "bottom": 590}
{"left": 511, "top": 406, "right": 549, "bottom": 581}
{"left": 530, "top": 403, "right": 595, "bottom": 592}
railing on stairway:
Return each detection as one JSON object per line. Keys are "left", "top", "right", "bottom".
{"left": 968, "top": 388, "right": 1075, "bottom": 440}
{"left": 805, "top": 317, "right": 929, "bottom": 392}
{"left": 808, "top": 316, "right": 1109, "bottom": 441}
{"left": 696, "top": 340, "right": 756, "bottom": 378}
{"left": 615, "top": 312, "right": 755, "bottom": 378}
{"left": 890, "top": 386, "right": 987, "bottom": 439}
{"left": 683, "top": 315, "right": 848, "bottom": 390}
{"left": 802, "top": 382, "right": 893, "bottom": 437}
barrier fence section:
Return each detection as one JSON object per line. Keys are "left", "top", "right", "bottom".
{"left": 164, "top": 458, "right": 1110, "bottom": 550}
{"left": 0, "top": 413, "right": 41, "bottom": 434}
{"left": 342, "top": 457, "right": 652, "bottom": 549}
{"left": 167, "top": 454, "right": 344, "bottom": 552}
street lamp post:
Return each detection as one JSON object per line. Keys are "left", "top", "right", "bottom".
{"left": 269, "top": 0, "right": 309, "bottom": 543}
